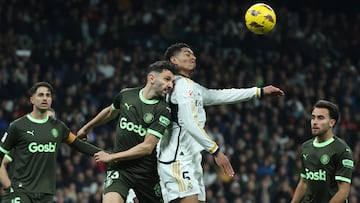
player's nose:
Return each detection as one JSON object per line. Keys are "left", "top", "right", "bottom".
{"left": 168, "top": 82, "right": 174, "bottom": 89}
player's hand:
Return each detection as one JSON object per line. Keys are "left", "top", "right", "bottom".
{"left": 263, "top": 85, "right": 285, "bottom": 97}
{"left": 214, "top": 151, "right": 235, "bottom": 177}
{"left": 94, "top": 151, "right": 113, "bottom": 163}
{"left": 77, "top": 127, "right": 88, "bottom": 141}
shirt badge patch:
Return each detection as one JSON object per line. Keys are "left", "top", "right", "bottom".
{"left": 51, "top": 129, "right": 59, "bottom": 138}
{"left": 342, "top": 159, "right": 354, "bottom": 169}
{"left": 159, "top": 116, "right": 171, "bottom": 127}
{"left": 320, "top": 154, "right": 330, "bottom": 165}
{"left": 144, "top": 113, "right": 154, "bottom": 124}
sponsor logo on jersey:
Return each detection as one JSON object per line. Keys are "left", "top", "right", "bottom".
{"left": 144, "top": 113, "right": 154, "bottom": 123}
{"left": 342, "top": 159, "right": 354, "bottom": 169}
{"left": 159, "top": 115, "right": 170, "bottom": 127}
{"left": 26, "top": 130, "right": 35, "bottom": 136}
{"left": 305, "top": 168, "right": 326, "bottom": 181}
{"left": 119, "top": 117, "right": 147, "bottom": 136}
{"left": 302, "top": 153, "right": 309, "bottom": 160}
{"left": 166, "top": 107, "right": 171, "bottom": 113}
{"left": 28, "top": 142, "right": 57, "bottom": 153}
{"left": 320, "top": 154, "right": 330, "bottom": 165}
{"left": 124, "top": 103, "right": 133, "bottom": 110}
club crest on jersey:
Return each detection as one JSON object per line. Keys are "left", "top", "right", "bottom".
{"left": 143, "top": 113, "right": 154, "bottom": 123}
{"left": 320, "top": 154, "right": 330, "bottom": 165}
{"left": 51, "top": 129, "right": 59, "bottom": 138}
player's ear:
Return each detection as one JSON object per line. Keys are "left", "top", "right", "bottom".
{"left": 29, "top": 96, "right": 34, "bottom": 104}
{"left": 169, "top": 56, "right": 177, "bottom": 64}
{"left": 148, "top": 72, "right": 155, "bottom": 84}
{"left": 329, "top": 118, "right": 336, "bottom": 128}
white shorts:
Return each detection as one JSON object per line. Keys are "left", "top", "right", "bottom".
{"left": 158, "top": 153, "right": 205, "bottom": 202}
{"left": 125, "top": 188, "right": 136, "bottom": 203}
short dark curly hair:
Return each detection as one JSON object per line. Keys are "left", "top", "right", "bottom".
{"left": 164, "top": 43, "right": 191, "bottom": 60}
{"left": 312, "top": 100, "right": 340, "bottom": 124}
{"left": 28, "top": 81, "right": 54, "bottom": 97}
{"left": 147, "top": 60, "right": 178, "bottom": 75}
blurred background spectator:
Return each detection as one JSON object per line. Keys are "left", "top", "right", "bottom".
{"left": 0, "top": 0, "right": 359, "bottom": 202}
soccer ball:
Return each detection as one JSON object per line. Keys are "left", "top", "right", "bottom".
{"left": 245, "top": 3, "right": 276, "bottom": 35}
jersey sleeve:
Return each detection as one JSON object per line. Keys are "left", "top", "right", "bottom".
{"left": 147, "top": 102, "right": 172, "bottom": 139}
{"left": 201, "top": 85, "right": 260, "bottom": 106}
{"left": 335, "top": 147, "right": 354, "bottom": 183}
{"left": 299, "top": 144, "right": 307, "bottom": 179}
{"left": 112, "top": 90, "right": 125, "bottom": 110}
{"left": 0, "top": 122, "right": 18, "bottom": 154}
{"left": 54, "top": 119, "right": 74, "bottom": 144}
{"left": 174, "top": 78, "right": 218, "bottom": 154}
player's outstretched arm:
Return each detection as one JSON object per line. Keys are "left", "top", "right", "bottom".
{"left": 94, "top": 134, "right": 160, "bottom": 162}
{"left": 262, "top": 85, "right": 285, "bottom": 97}
{"left": 213, "top": 150, "right": 234, "bottom": 177}
{"left": 77, "top": 105, "right": 118, "bottom": 140}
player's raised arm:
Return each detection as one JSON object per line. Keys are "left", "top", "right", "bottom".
{"left": 77, "top": 105, "right": 119, "bottom": 140}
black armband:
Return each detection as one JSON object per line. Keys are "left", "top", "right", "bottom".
{"left": 260, "top": 88, "right": 264, "bottom": 98}
{"left": 70, "top": 138, "right": 102, "bottom": 156}
{"left": 212, "top": 148, "right": 220, "bottom": 157}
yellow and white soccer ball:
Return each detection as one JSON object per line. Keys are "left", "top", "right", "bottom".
{"left": 245, "top": 3, "right": 276, "bottom": 35}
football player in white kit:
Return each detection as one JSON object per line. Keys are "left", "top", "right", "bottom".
{"left": 157, "top": 43, "right": 285, "bottom": 203}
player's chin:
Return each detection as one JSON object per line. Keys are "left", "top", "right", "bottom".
{"left": 40, "top": 105, "right": 49, "bottom": 110}
{"left": 159, "top": 91, "right": 167, "bottom": 98}
{"left": 311, "top": 129, "right": 319, "bottom": 135}
{"left": 163, "top": 89, "right": 171, "bottom": 95}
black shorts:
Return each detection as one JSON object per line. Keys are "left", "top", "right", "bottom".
{"left": 1, "top": 188, "right": 53, "bottom": 203}
{"left": 103, "top": 169, "right": 163, "bottom": 203}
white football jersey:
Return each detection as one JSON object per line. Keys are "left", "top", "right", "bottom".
{"left": 158, "top": 75, "right": 261, "bottom": 163}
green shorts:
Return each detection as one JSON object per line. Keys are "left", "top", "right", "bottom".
{"left": 103, "top": 169, "right": 163, "bottom": 203}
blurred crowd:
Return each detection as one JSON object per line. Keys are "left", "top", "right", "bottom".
{"left": 0, "top": 0, "right": 359, "bottom": 202}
